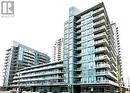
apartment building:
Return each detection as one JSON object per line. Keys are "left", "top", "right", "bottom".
{"left": 64, "top": 2, "right": 123, "bottom": 93}
{"left": 11, "top": 61, "right": 64, "bottom": 93}
{"left": 3, "top": 41, "right": 50, "bottom": 89}
{"left": 2, "top": 2, "right": 125, "bottom": 93}
{"left": 53, "top": 38, "right": 64, "bottom": 62}
{"left": 10, "top": 39, "right": 65, "bottom": 93}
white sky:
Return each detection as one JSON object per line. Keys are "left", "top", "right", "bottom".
{"left": 0, "top": 0, "right": 130, "bottom": 86}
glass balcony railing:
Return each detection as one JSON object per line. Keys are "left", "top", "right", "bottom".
{"left": 111, "top": 56, "right": 117, "bottom": 66}
{"left": 76, "top": 46, "right": 82, "bottom": 50}
{"left": 95, "top": 64, "right": 110, "bottom": 69}
{"left": 94, "top": 25, "right": 107, "bottom": 33}
{"left": 93, "top": 13, "right": 105, "bottom": 21}
{"left": 75, "top": 61, "right": 82, "bottom": 64}
{"left": 93, "top": 19, "right": 106, "bottom": 27}
{"left": 93, "top": 7, "right": 104, "bottom": 15}
{"left": 94, "top": 39, "right": 109, "bottom": 46}
{"left": 77, "top": 35, "right": 82, "bottom": 39}
{"left": 95, "top": 55, "right": 110, "bottom": 61}
{"left": 76, "top": 53, "right": 82, "bottom": 57}
{"left": 76, "top": 74, "right": 81, "bottom": 77}
{"left": 19, "top": 64, "right": 63, "bottom": 74}
{"left": 76, "top": 30, "right": 81, "bottom": 33}
{"left": 76, "top": 19, "right": 81, "bottom": 23}
{"left": 94, "top": 32, "right": 108, "bottom": 40}
{"left": 13, "top": 70, "right": 63, "bottom": 79}
{"left": 96, "top": 80, "right": 118, "bottom": 86}
{"left": 13, "top": 76, "right": 63, "bottom": 83}
{"left": 76, "top": 24, "right": 82, "bottom": 28}
{"left": 95, "top": 47, "right": 109, "bottom": 53}
{"left": 76, "top": 68, "right": 81, "bottom": 71}
{"left": 76, "top": 41, "right": 81, "bottom": 44}
{"left": 96, "top": 71, "right": 117, "bottom": 81}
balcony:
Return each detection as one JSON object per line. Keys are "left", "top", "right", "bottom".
{"left": 95, "top": 55, "right": 110, "bottom": 62}
{"left": 76, "top": 35, "right": 82, "bottom": 39}
{"left": 76, "top": 46, "right": 82, "bottom": 50}
{"left": 76, "top": 68, "right": 81, "bottom": 71}
{"left": 111, "top": 63, "right": 117, "bottom": 71}
{"left": 13, "top": 76, "right": 63, "bottom": 83}
{"left": 75, "top": 74, "right": 81, "bottom": 78}
{"left": 95, "top": 47, "right": 109, "bottom": 54}
{"left": 76, "top": 24, "right": 82, "bottom": 28}
{"left": 93, "top": 19, "right": 107, "bottom": 28}
{"left": 93, "top": 13, "right": 105, "bottom": 22}
{"left": 76, "top": 19, "right": 81, "bottom": 23}
{"left": 93, "top": 7, "right": 104, "bottom": 15}
{"left": 6, "top": 52, "right": 10, "bottom": 55}
{"left": 20, "top": 64, "right": 63, "bottom": 73}
{"left": 94, "top": 39, "right": 109, "bottom": 46}
{"left": 95, "top": 64, "right": 110, "bottom": 69}
{"left": 75, "top": 61, "right": 82, "bottom": 64}
{"left": 96, "top": 80, "right": 118, "bottom": 86}
{"left": 111, "top": 56, "right": 117, "bottom": 66}
{"left": 76, "top": 53, "right": 82, "bottom": 57}
{"left": 111, "top": 70, "right": 117, "bottom": 77}
{"left": 76, "top": 30, "right": 81, "bottom": 33}
{"left": 96, "top": 71, "right": 117, "bottom": 81}
{"left": 94, "top": 25, "right": 107, "bottom": 34}
{"left": 76, "top": 41, "right": 81, "bottom": 45}
{"left": 14, "top": 71, "right": 64, "bottom": 79}
{"left": 94, "top": 32, "right": 108, "bottom": 40}
{"left": 4, "top": 61, "right": 8, "bottom": 64}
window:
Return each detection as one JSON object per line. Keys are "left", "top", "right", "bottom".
{"left": 69, "top": 28, "right": 73, "bottom": 33}
{"left": 69, "top": 50, "right": 73, "bottom": 56}
{"left": 69, "top": 33, "right": 73, "bottom": 38}
{"left": 69, "top": 57, "right": 73, "bottom": 64}
{"left": 69, "top": 16, "right": 74, "bottom": 22}
{"left": 69, "top": 23, "right": 73, "bottom": 27}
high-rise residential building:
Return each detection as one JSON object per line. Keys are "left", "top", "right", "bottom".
{"left": 111, "top": 22, "right": 124, "bottom": 92}
{"left": 53, "top": 38, "right": 64, "bottom": 62}
{"left": 2, "top": 2, "right": 125, "bottom": 93}
{"left": 3, "top": 41, "right": 50, "bottom": 89}
{"left": 64, "top": 2, "right": 124, "bottom": 93}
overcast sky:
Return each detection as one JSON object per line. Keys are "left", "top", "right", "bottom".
{"left": 0, "top": 0, "right": 130, "bottom": 86}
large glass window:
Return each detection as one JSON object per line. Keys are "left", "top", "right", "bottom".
{"left": 81, "top": 23, "right": 93, "bottom": 30}
{"left": 81, "top": 12, "right": 93, "bottom": 20}
{"left": 69, "top": 64, "right": 73, "bottom": 71}
{"left": 69, "top": 23, "right": 73, "bottom": 27}
{"left": 69, "top": 33, "right": 73, "bottom": 38}
{"left": 69, "top": 28, "right": 73, "bottom": 33}
{"left": 69, "top": 50, "right": 73, "bottom": 57}
{"left": 69, "top": 57, "right": 73, "bottom": 63}
{"left": 69, "top": 44, "right": 73, "bottom": 50}
{"left": 82, "top": 40, "right": 94, "bottom": 48}
{"left": 64, "top": 29, "right": 69, "bottom": 34}
{"left": 69, "top": 16, "right": 74, "bottom": 22}
{"left": 81, "top": 34, "right": 94, "bottom": 42}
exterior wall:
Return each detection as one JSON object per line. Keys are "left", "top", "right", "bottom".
{"left": 10, "top": 61, "right": 64, "bottom": 87}
{"left": 53, "top": 38, "right": 64, "bottom": 62}
{"left": 3, "top": 41, "right": 50, "bottom": 87}
{"left": 64, "top": 2, "right": 120, "bottom": 89}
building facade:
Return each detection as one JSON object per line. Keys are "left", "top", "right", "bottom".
{"left": 64, "top": 2, "right": 123, "bottom": 93}
{"left": 11, "top": 61, "right": 64, "bottom": 93}
{"left": 53, "top": 38, "right": 64, "bottom": 62}
{"left": 3, "top": 41, "right": 50, "bottom": 88}
{"left": 2, "top": 2, "right": 124, "bottom": 93}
